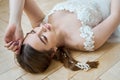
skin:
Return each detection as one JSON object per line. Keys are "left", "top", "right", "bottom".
{"left": 4, "top": 0, "right": 120, "bottom": 54}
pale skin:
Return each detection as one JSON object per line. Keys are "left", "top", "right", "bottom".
{"left": 4, "top": 0, "right": 120, "bottom": 54}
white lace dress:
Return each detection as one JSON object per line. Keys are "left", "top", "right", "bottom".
{"left": 44, "top": 0, "right": 120, "bottom": 51}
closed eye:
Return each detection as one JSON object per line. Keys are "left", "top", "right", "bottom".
{"left": 40, "top": 35, "right": 48, "bottom": 45}
{"left": 42, "top": 35, "right": 48, "bottom": 43}
{"left": 27, "top": 29, "right": 48, "bottom": 45}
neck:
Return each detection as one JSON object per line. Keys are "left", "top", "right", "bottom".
{"left": 52, "top": 23, "right": 66, "bottom": 47}
{"left": 46, "top": 17, "right": 67, "bottom": 47}
{"left": 56, "top": 27, "right": 66, "bottom": 47}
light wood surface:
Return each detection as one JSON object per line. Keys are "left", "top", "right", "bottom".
{"left": 0, "top": 0, "right": 120, "bottom": 80}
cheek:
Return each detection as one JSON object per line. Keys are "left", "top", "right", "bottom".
{"left": 47, "top": 32, "right": 57, "bottom": 44}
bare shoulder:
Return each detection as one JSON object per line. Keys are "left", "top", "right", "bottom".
{"left": 64, "top": 33, "right": 85, "bottom": 51}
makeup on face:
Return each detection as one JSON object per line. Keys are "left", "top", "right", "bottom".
{"left": 24, "top": 29, "right": 48, "bottom": 45}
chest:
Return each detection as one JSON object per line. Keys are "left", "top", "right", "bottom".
{"left": 49, "top": 11, "right": 81, "bottom": 33}
{"left": 48, "top": 11, "right": 83, "bottom": 49}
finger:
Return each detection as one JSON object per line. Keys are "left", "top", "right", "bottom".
{"left": 13, "top": 46, "right": 19, "bottom": 52}
{"left": 8, "top": 43, "right": 17, "bottom": 50}
{"left": 14, "top": 39, "right": 23, "bottom": 54}
{"left": 14, "top": 40, "right": 21, "bottom": 54}
{"left": 17, "top": 40, "right": 23, "bottom": 51}
{"left": 8, "top": 41, "right": 19, "bottom": 50}
{"left": 4, "top": 41, "right": 13, "bottom": 47}
{"left": 14, "top": 49, "right": 20, "bottom": 54}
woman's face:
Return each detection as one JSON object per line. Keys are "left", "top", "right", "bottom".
{"left": 23, "top": 23, "right": 57, "bottom": 51}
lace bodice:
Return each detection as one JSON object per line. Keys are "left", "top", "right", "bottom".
{"left": 44, "top": 0, "right": 103, "bottom": 27}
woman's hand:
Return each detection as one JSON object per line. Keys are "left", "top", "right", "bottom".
{"left": 4, "top": 24, "right": 24, "bottom": 54}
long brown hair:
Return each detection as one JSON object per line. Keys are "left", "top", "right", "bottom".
{"left": 54, "top": 47, "right": 99, "bottom": 71}
{"left": 16, "top": 44, "right": 53, "bottom": 73}
{"left": 16, "top": 44, "right": 99, "bottom": 74}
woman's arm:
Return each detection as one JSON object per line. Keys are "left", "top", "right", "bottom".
{"left": 4, "top": 0, "right": 25, "bottom": 53}
{"left": 76, "top": 0, "right": 120, "bottom": 51}
{"left": 92, "top": 0, "right": 120, "bottom": 50}
{"left": 9, "top": 0, "right": 45, "bottom": 28}
{"left": 9, "top": 0, "right": 24, "bottom": 27}
{"left": 4, "top": 0, "right": 45, "bottom": 53}
{"left": 24, "top": 0, "right": 45, "bottom": 27}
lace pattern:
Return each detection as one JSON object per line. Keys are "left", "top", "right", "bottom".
{"left": 61, "top": 48, "right": 91, "bottom": 71}
{"left": 44, "top": 0, "right": 102, "bottom": 26}
{"left": 80, "top": 25, "right": 95, "bottom": 51}
{"left": 75, "top": 62, "right": 91, "bottom": 71}
{"left": 43, "top": 0, "right": 103, "bottom": 51}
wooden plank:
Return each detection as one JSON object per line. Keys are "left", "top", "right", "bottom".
{"left": 0, "top": 0, "right": 9, "bottom": 22}
{"left": 69, "top": 43, "right": 120, "bottom": 80}
{"left": 47, "top": 67, "right": 68, "bottom": 80}
{"left": 42, "top": 77, "right": 50, "bottom": 80}
{"left": 0, "top": 67, "right": 26, "bottom": 80}
{"left": 68, "top": 43, "right": 112, "bottom": 79}
{"left": 22, "top": 60, "right": 63, "bottom": 80}
{"left": 0, "top": 46, "right": 18, "bottom": 74}
{"left": 99, "top": 61, "right": 120, "bottom": 80}
{"left": 0, "top": 20, "right": 7, "bottom": 36}
{"left": 36, "top": 0, "right": 64, "bottom": 14}
{"left": 16, "top": 77, "right": 24, "bottom": 80}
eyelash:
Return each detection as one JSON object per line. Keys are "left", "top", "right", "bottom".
{"left": 31, "top": 30, "right": 48, "bottom": 44}
{"left": 41, "top": 35, "right": 47, "bottom": 43}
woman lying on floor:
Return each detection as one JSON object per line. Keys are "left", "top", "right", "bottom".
{"left": 4, "top": 0, "right": 120, "bottom": 73}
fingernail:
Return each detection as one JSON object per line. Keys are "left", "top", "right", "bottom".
{"left": 14, "top": 41, "right": 19, "bottom": 45}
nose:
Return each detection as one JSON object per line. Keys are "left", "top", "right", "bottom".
{"left": 36, "top": 23, "right": 47, "bottom": 35}
{"left": 40, "top": 23, "right": 47, "bottom": 32}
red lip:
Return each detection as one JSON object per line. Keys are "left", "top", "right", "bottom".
{"left": 45, "top": 24, "right": 51, "bottom": 31}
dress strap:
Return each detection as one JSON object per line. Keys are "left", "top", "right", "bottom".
{"left": 79, "top": 24, "right": 95, "bottom": 51}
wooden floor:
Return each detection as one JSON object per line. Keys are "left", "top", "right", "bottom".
{"left": 0, "top": 0, "right": 120, "bottom": 80}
